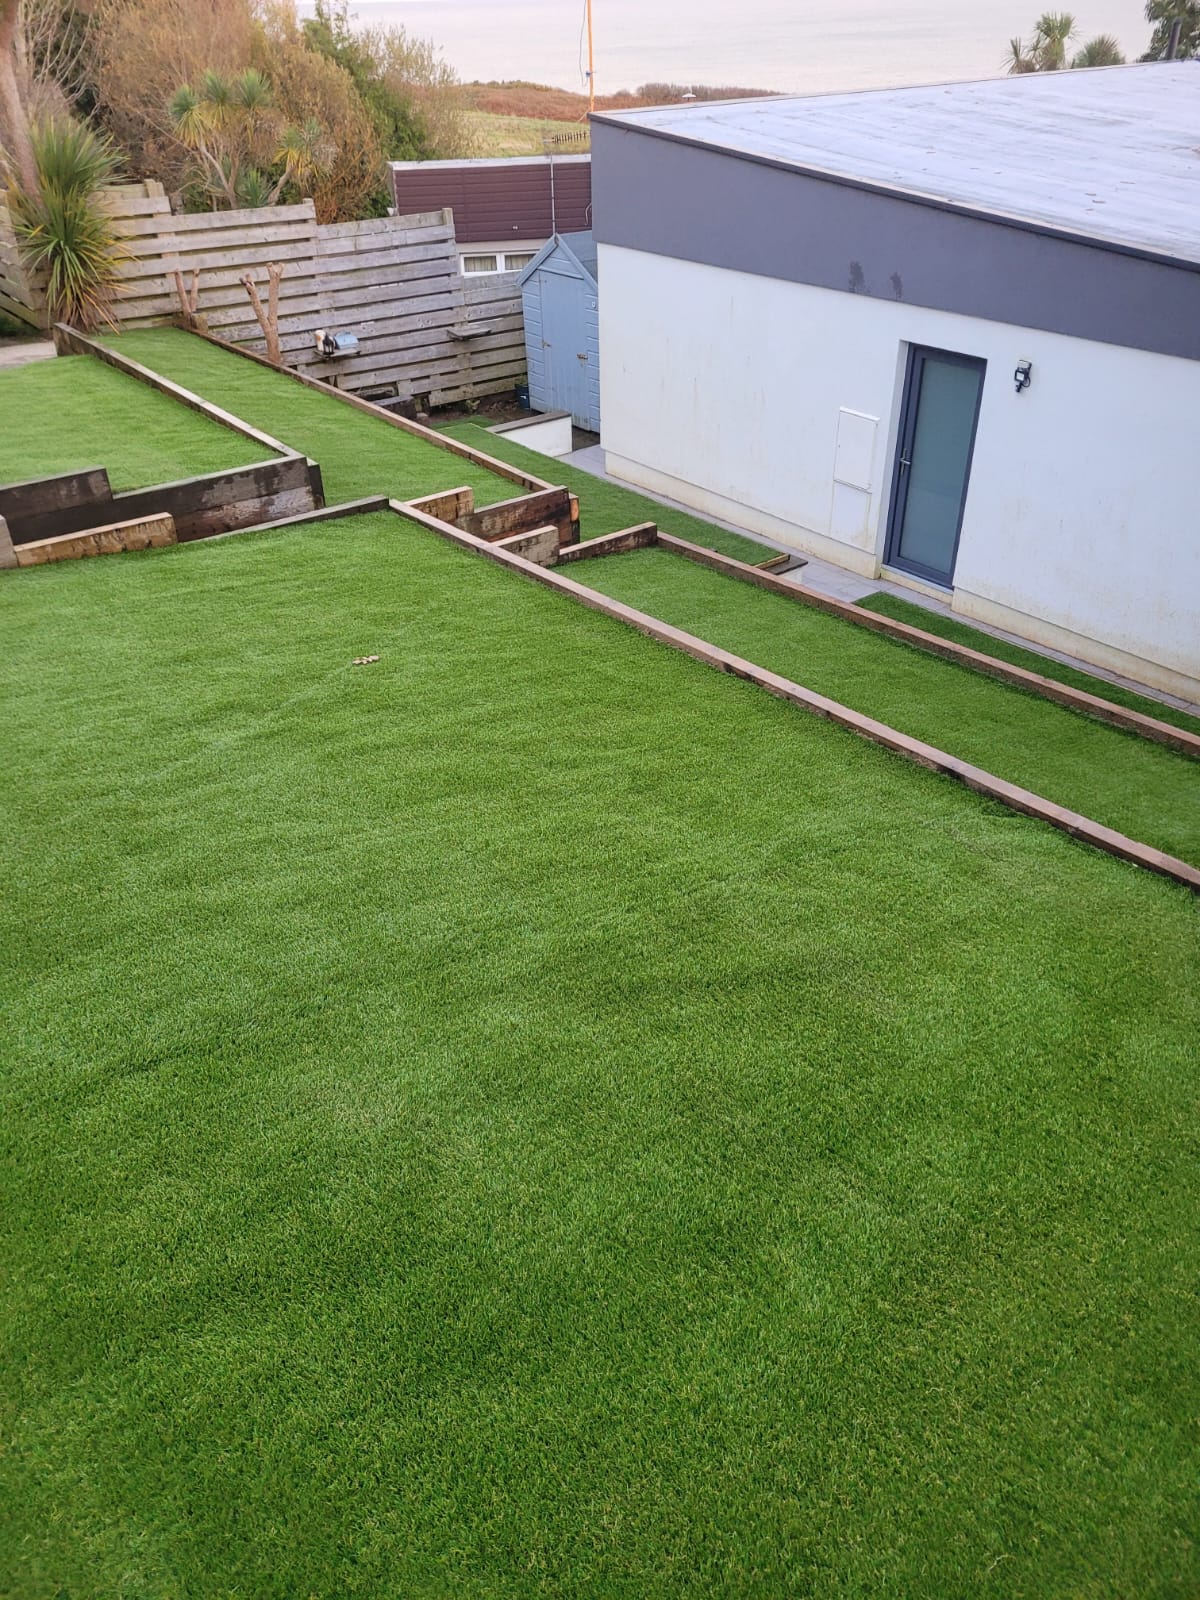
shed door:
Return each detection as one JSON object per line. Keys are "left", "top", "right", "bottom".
{"left": 539, "top": 271, "right": 592, "bottom": 429}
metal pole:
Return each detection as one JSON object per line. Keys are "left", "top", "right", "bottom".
{"left": 1166, "top": 17, "right": 1183, "bottom": 57}
{"left": 587, "top": 0, "right": 595, "bottom": 112}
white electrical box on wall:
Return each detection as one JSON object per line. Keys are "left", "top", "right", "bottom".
{"left": 833, "top": 408, "right": 878, "bottom": 491}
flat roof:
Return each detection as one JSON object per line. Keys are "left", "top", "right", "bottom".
{"left": 593, "top": 64, "right": 1200, "bottom": 265}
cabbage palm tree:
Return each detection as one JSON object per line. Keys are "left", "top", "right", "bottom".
{"left": 1007, "top": 12, "right": 1128, "bottom": 70}
{"left": 1006, "top": 13, "right": 1076, "bottom": 71}
{"left": 169, "top": 70, "right": 332, "bottom": 210}
{"left": 1005, "top": 35, "right": 1040, "bottom": 71}
{"left": 1031, "top": 11, "right": 1078, "bottom": 67}
{"left": 1071, "top": 33, "right": 1126, "bottom": 64}
{"left": 8, "top": 117, "right": 126, "bottom": 328}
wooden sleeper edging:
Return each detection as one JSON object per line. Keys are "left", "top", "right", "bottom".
{"left": 657, "top": 533, "right": 1200, "bottom": 759}
{"left": 388, "top": 499, "right": 1200, "bottom": 895}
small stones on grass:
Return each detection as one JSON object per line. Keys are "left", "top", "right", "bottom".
{"left": 352, "top": 655, "right": 380, "bottom": 666}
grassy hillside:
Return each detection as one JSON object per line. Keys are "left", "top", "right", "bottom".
{"left": 467, "top": 110, "right": 589, "bottom": 157}
{"left": 463, "top": 78, "right": 776, "bottom": 124}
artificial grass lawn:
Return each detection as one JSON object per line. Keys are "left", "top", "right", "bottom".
{"left": 442, "top": 417, "right": 769, "bottom": 562}
{"left": 3, "top": 512, "right": 1199, "bottom": 1597}
{"left": 0, "top": 353, "right": 268, "bottom": 491}
{"left": 858, "top": 591, "right": 1200, "bottom": 738}
{"left": 576, "top": 549, "right": 1200, "bottom": 866}
{"left": 103, "top": 328, "right": 520, "bottom": 508}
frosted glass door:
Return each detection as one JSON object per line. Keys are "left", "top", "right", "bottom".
{"left": 886, "top": 349, "right": 985, "bottom": 586}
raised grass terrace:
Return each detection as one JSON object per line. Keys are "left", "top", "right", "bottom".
{"left": 0, "top": 353, "right": 272, "bottom": 490}
{"left": 102, "top": 328, "right": 523, "bottom": 508}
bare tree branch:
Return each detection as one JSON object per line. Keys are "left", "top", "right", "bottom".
{"left": 241, "top": 261, "right": 283, "bottom": 365}
{"left": 173, "top": 266, "right": 207, "bottom": 330}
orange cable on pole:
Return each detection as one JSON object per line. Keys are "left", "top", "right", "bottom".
{"left": 586, "top": 0, "right": 595, "bottom": 112}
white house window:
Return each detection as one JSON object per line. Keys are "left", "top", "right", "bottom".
{"left": 461, "top": 250, "right": 540, "bottom": 276}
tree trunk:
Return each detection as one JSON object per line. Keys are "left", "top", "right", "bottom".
{"left": 0, "top": 0, "right": 37, "bottom": 197}
{"left": 241, "top": 263, "right": 283, "bottom": 366}
{"left": 173, "top": 268, "right": 207, "bottom": 332}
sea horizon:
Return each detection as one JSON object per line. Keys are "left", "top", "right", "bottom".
{"left": 304, "top": 0, "right": 1154, "bottom": 97}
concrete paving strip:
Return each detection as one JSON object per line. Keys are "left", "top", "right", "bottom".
{"left": 0, "top": 340, "right": 56, "bottom": 371}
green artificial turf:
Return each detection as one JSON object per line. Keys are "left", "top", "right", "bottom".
{"left": 0, "top": 353, "right": 268, "bottom": 491}
{"left": 857, "top": 591, "right": 1200, "bottom": 738}
{"left": 93, "top": 324, "right": 773, "bottom": 562}
{"left": 440, "top": 418, "right": 771, "bottom": 562}
{"left": 3, "top": 513, "right": 1199, "bottom": 1597}
{"left": 103, "top": 329, "right": 519, "bottom": 507}
{"left": 576, "top": 549, "right": 1200, "bottom": 866}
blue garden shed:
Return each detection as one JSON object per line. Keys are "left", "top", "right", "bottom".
{"left": 518, "top": 232, "right": 600, "bottom": 432}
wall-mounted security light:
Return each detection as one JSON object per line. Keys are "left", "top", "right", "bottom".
{"left": 1014, "top": 359, "right": 1033, "bottom": 394}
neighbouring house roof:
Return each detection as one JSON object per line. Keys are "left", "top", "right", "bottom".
{"left": 390, "top": 156, "right": 592, "bottom": 247}
{"left": 592, "top": 64, "right": 1200, "bottom": 266}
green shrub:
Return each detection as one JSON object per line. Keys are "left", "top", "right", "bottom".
{"left": 0, "top": 311, "right": 34, "bottom": 338}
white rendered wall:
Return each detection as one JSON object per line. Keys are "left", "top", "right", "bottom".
{"left": 598, "top": 244, "right": 1200, "bottom": 699}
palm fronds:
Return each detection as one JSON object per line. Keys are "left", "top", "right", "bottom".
{"left": 8, "top": 117, "right": 127, "bottom": 330}
{"left": 1072, "top": 33, "right": 1126, "bottom": 65}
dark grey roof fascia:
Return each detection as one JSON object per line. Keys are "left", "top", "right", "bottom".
{"left": 589, "top": 113, "right": 1200, "bottom": 274}
{"left": 589, "top": 118, "right": 1200, "bottom": 362}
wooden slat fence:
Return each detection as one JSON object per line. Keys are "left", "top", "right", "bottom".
{"left": 0, "top": 199, "right": 45, "bottom": 329}
{"left": 0, "top": 182, "right": 526, "bottom": 405}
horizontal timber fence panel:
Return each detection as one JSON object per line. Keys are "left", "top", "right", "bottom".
{"left": 0, "top": 199, "right": 45, "bottom": 329}
{"left": 0, "top": 184, "right": 526, "bottom": 406}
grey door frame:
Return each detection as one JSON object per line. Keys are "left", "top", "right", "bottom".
{"left": 883, "top": 344, "right": 986, "bottom": 588}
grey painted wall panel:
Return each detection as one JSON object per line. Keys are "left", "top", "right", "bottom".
{"left": 590, "top": 122, "right": 1200, "bottom": 363}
